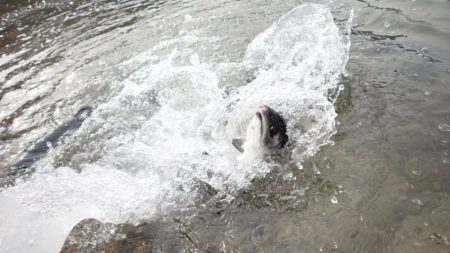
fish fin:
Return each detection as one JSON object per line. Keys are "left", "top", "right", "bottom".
{"left": 232, "top": 138, "right": 246, "bottom": 153}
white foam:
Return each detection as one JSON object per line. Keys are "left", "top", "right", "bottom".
{"left": 0, "top": 4, "right": 350, "bottom": 252}
{"left": 227, "top": 4, "right": 350, "bottom": 164}
{"left": 0, "top": 195, "right": 69, "bottom": 253}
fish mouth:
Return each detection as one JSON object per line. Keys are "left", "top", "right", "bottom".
{"left": 255, "top": 111, "right": 263, "bottom": 121}
{"left": 256, "top": 105, "right": 270, "bottom": 144}
{"left": 255, "top": 111, "right": 265, "bottom": 142}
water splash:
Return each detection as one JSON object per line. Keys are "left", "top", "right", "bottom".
{"left": 0, "top": 4, "right": 350, "bottom": 253}
{"left": 228, "top": 4, "right": 351, "bottom": 165}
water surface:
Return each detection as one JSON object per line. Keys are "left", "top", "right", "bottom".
{"left": 1, "top": 0, "right": 449, "bottom": 252}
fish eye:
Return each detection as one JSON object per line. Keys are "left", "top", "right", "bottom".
{"left": 269, "top": 126, "right": 277, "bottom": 136}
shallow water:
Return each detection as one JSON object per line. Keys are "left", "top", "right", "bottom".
{"left": 1, "top": 0, "right": 450, "bottom": 252}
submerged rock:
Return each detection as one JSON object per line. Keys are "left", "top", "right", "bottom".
{"left": 60, "top": 218, "right": 187, "bottom": 253}
{"left": 61, "top": 219, "right": 152, "bottom": 253}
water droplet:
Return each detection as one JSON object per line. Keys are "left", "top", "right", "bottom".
{"left": 412, "top": 198, "right": 424, "bottom": 206}
{"left": 292, "top": 188, "right": 306, "bottom": 196}
{"left": 189, "top": 54, "right": 200, "bottom": 65}
{"left": 405, "top": 157, "right": 428, "bottom": 179}
{"left": 384, "top": 21, "right": 391, "bottom": 28}
{"left": 420, "top": 47, "right": 430, "bottom": 53}
{"left": 424, "top": 91, "right": 431, "bottom": 96}
{"left": 331, "top": 196, "right": 338, "bottom": 204}
{"left": 324, "top": 160, "right": 331, "bottom": 169}
{"left": 410, "top": 167, "right": 422, "bottom": 176}
{"left": 333, "top": 241, "right": 338, "bottom": 249}
{"left": 438, "top": 124, "right": 450, "bottom": 132}
{"left": 184, "top": 14, "right": 193, "bottom": 22}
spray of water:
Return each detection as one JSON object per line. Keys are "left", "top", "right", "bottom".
{"left": 0, "top": 4, "right": 351, "bottom": 253}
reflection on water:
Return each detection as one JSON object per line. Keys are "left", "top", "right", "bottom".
{"left": 1, "top": 0, "right": 450, "bottom": 252}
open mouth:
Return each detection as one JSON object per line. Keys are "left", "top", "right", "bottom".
{"left": 255, "top": 111, "right": 264, "bottom": 139}
{"left": 256, "top": 108, "right": 272, "bottom": 145}
{"left": 255, "top": 111, "right": 262, "bottom": 121}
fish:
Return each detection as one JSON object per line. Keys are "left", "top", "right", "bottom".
{"left": 233, "top": 105, "right": 288, "bottom": 159}
{"left": 1, "top": 106, "right": 93, "bottom": 187}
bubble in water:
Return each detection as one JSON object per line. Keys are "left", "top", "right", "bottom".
{"left": 442, "top": 157, "right": 450, "bottom": 165}
{"left": 384, "top": 21, "right": 391, "bottom": 28}
{"left": 424, "top": 91, "right": 431, "bottom": 96}
{"left": 405, "top": 157, "right": 427, "bottom": 180}
{"left": 331, "top": 196, "right": 338, "bottom": 204}
{"left": 411, "top": 198, "right": 424, "bottom": 206}
{"left": 322, "top": 157, "right": 332, "bottom": 169}
{"left": 410, "top": 167, "right": 423, "bottom": 176}
{"left": 438, "top": 124, "right": 450, "bottom": 132}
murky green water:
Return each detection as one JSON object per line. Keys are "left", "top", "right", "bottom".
{"left": 1, "top": 0, "right": 449, "bottom": 252}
